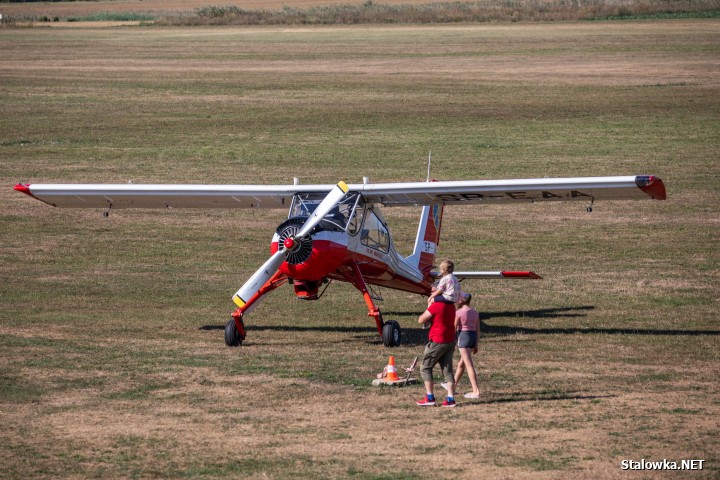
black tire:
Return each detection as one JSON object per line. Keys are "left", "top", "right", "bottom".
{"left": 382, "top": 320, "right": 401, "bottom": 347}
{"left": 225, "top": 318, "right": 243, "bottom": 347}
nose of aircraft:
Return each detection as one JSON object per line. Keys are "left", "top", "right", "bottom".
{"left": 276, "top": 217, "right": 314, "bottom": 265}
{"left": 283, "top": 237, "right": 296, "bottom": 250}
{"left": 275, "top": 231, "right": 347, "bottom": 282}
{"left": 232, "top": 181, "right": 348, "bottom": 309}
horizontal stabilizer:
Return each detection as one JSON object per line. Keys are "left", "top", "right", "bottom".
{"left": 431, "top": 271, "right": 542, "bottom": 280}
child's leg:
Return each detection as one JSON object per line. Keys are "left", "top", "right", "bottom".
{"left": 454, "top": 356, "right": 465, "bottom": 384}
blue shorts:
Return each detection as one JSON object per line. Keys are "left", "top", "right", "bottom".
{"left": 457, "top": 331, "right": 477, "bottom": 349}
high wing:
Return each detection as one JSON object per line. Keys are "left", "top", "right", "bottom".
{"left": 359, "top": 175, "right": 666, "bottom": 205}
{"left": 14, "top": 175, "right": 665, "bottom": 209}
{"left": 13, "top": 183, "right": 324, "bottom": 209}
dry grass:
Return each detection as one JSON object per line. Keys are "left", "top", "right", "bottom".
{"left": 0, "top": 0, "right": 662, "bottom": 17}
{"left": 0, "top": 0, "right": 496, "bottom": 22}
{"left": 1, "top": 20, "right": 719, "bottom": 479}
{"left": 3, "top": 0, "right": 719, "bottom": 24}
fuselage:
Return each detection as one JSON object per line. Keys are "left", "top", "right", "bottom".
{"left": 270, "top": 193, "right": 433, "bottom": 297}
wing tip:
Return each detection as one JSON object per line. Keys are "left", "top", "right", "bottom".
{"left": 14, "top": 183, "right": 32, "bottom": 196}
{"left": 636, "top": 175, "right": 667, "bottom": 200}
{"left": 14, "top": 182, "right": 57, "bottom": 206}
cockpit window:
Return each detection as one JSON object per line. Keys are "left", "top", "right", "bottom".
{"left": 360, "top": 208, "right": 390, "bottom": 253}
{"left": 289, "top": 192, "right": 362, "bottom": 232}
{"left": 347, "top": 196, "right": 365, "bottom": 236}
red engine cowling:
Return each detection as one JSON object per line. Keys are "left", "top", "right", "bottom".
{"left": 272, "top": 237, "right": 347, "bottom": 281}
{"left": 271, "top": 218, "right": 347, "bottom": 282}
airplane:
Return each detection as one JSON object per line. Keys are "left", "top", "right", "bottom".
{"left": 14, "top": 174, "right": 666, "bottom": 347}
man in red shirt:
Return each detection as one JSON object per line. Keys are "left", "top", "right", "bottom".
{"left": 416, "top": 300, "right": 457, "bottom": 407}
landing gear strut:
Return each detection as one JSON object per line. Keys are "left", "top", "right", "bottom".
{"left": 345, "top": 263, "right": 402, "bottom": 347}
{"left": 225, "top": 271, "right": 288, "bottom": 347}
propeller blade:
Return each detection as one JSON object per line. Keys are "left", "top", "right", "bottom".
{"left": 232, "top": 250, "right": 286, "bottom": 308}
{"left": 231, "top": 181, "right": 350, "bottom": 309}
{"left": 295, "top": 181, "right": 349, "bottom": 238}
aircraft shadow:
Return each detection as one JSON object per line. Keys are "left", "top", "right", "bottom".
{"left": 479, "top": 305, "right": 719, "bottom": 337}
{"left": 199, "top": 306, "right": 591, "bottom": 334}
{"left": 383, "top": 305, "right": 595, "bottom": 320}
{"left": 462, "top": 391, "right": 616, "bottom": 406}
{"left": 200, "top": 324, "right": 377, "bottom": 334}
{"left": 480, "top": 323, "right": 720, "bottom": 337}
{"left": 200, "top": 305, "right": 719, "bottom": 341}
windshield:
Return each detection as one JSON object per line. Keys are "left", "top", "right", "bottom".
{"left": 289, "top": 192, "right": 361, "bottom": 231}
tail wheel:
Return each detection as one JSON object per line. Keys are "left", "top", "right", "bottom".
{"left": 225, "top": 317, "right": 245, "bottom": 347}
{"left": 382, "top": 320, "right": 401, "bottom": 347}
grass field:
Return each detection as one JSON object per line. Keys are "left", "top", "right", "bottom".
{"left": 3, "top": 0, "right": 719, "bottom": 24}
{"left": 2, "top": 0, "right": 522, "bottom": 22}
{"left": 1, "top": 19, "right": 719, "bottom": 479}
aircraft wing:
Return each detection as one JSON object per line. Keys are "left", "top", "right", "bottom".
{"left": 12, "top": 183, "right": 329, "bottom": 209}
{"left": 358, "top": 175, "right": 666, "bottom": 206}
{"left": 14, "top": 175, "right": 665, "bottom": 209}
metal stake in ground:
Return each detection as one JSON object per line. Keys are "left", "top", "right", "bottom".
{"left": 403, "top": 356, "right": 418, "bottom": 387}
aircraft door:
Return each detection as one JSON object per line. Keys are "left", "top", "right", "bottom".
{"left": 360, "top": 208, "right": 390, "bottom": 253}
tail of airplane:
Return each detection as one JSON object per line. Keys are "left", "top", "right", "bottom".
{"left": 407, "top": 202, "right": 444, "bottom": 277}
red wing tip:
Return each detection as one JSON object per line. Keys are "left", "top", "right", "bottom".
{"left": 636, "top": 175, "right": 667, "bottom": 200}
{"left": 14, "top": 183, "right": 56, "bottom": 206}
{"left": 502, "top": 271, "right": 543, "bottom": 279}
{"left": 14, "top": 183, "right": 32, "bottom": 195}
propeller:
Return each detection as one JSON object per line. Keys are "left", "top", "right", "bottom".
{"left": 232, "top": 181, "right": 349, "bottom": 308}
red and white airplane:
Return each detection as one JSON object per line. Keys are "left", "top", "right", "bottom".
{"left": 14, "top": 175, "right": 666, "bottom": 347}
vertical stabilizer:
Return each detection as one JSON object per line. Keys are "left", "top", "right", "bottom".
{"left": 406, "top": 202, "right": 444, "bottom": 277}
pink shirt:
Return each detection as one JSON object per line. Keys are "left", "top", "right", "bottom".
{"left": 456, "top": 305, "right": 479, "bottom": 332}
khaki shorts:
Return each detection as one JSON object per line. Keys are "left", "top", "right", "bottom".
{"left": 420, "top": 341, "right": 456, "bottom": 383}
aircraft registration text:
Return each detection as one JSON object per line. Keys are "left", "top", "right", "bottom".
{"left": 436, "top": 191, "right": 593, "bottom": 202}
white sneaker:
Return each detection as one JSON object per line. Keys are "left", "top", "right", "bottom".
{"left": 464, "top": 392, "right": 480, "bottom": 399}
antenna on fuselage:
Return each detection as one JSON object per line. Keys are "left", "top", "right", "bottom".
{"left": 426, "top": 151, "right": 432, "bottom": 182}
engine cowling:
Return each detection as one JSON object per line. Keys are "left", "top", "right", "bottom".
{"left": 275, "top": 218, "right": 313, "bottom": 265}
{"left": 271, "top": 217, "right": 347, "bottom": 281}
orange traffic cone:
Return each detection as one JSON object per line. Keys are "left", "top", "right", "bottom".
{"left": 385, "top": 356, "right": 400, "bottom": 381}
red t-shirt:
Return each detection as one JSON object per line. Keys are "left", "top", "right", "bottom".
{"left": 427, "top": 301, "right": 456, "bottom": 344}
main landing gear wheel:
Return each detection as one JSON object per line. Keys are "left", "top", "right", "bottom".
{"left": 382, "top": 320, "right": 401, "bottom": 347}
{"left": 225, "top": 317, "right": 245, "bottom": 347}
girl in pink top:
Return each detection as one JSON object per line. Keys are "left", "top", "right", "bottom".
{"left": 452, "top": 291, "right": 481, "bottom": 398}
